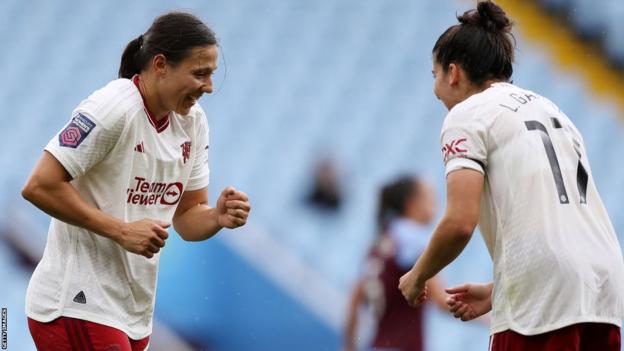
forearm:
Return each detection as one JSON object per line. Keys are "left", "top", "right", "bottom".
{"left": 411, "top": 216, "right": 473, "bottom": 284}
{"left": 22, "top": 181, "right": 123, "bottom": 241}
{"left": 484, "top": 281, "right": 494, "bottom": 310}
{"left": 344, "top": 283, "right": 364, "bottom": 349}
{"left": 173, "top": 204, "right": 223, "bottom": 241}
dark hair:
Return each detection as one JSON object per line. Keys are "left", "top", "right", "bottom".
{"left": 118, "top": 12, "right": 218, "bottom": 79}
{"left": 433, "top": 0, "right": 515, "bottom": 85}
{"left": 377, "top": 176, "right": 420, "bottom": 233}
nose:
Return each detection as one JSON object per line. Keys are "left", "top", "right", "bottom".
{"left": 201, "top": 77, "right": 213, "bottom": 94}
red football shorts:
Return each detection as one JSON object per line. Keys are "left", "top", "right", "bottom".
{"left": 490, "top": 322, "right": 620, "bottom": 351}
{"left": 28, "top": 316, "right": 150, "bottom": 351}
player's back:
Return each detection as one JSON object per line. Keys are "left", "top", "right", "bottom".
{"left": 442, "top": 82, "right": 624, "bottom": 335}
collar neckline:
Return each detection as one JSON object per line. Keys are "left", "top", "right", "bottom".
{"left": 132, "top": 75, "right": 170, "bottom": 133}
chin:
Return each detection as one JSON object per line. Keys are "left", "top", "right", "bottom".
{"left": 175, "top": 106, "right": 193, "bottom": 116}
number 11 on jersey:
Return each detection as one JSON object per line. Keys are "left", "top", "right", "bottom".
{"left": 525, "top": 117, "right": 588, "bottom": 205}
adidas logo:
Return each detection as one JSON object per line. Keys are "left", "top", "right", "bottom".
{"left": 73, "top": 291, "right": 86, "bottom": 304}
{"left": 134, "top": 142, "right": 145, "bottom": 153}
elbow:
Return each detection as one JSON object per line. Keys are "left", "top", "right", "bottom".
{"left": 444, "top": 217, "right": 477, "bottom": 240}
{"left": 178, "top": 234, "right": 195, "bottom": 242}
{"left": 22, "top": 176, "right": 54, "bottom": 207}
{"left": 21, "top": 180, "right": 40, "bottom": 203}
{"left": 172, "top": 222, "right": 195, "bottom": 242}
{"left": 172, "top": 222, "right": 187, "bottom": 241}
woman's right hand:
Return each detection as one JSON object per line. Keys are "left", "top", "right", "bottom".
{"left": 445, "top": 282, "right": 493, "bottom": 321}
{"left": 117, "top": 219, "right": 170, "bottom": 258}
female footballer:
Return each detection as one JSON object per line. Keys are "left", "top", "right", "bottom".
{"left": 399, "top": 1, "right": 623, "bottom": 350}
{"left": 22, "top": 12, "right": 250, "bottom": 351}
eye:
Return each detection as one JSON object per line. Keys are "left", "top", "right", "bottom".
{"left": 194, "top": 70, "right": 214, "bottom": 78}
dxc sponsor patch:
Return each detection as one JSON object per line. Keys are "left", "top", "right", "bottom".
{"left": 59, "top": 113, "right": 96, "bottom": 148}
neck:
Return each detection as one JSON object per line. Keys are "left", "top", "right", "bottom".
{"left": 136, "top": 73, "right": 170, "bottom": 120}
{"left": 451, "top": 78, "right": 505, "bottom": 109}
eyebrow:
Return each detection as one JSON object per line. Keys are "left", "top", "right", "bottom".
{"left": 192, "top": 67, "right": 216, "bottom": 74}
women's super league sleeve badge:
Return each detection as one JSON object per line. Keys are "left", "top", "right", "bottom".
{"left": 59, "top": 113, "right": 96, "bottom": 148}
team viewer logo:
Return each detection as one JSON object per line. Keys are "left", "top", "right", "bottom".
{"left": 181, "top": 141, "right": 191, "bottom": 164}
{"left": 161, "top": 183, "right": 183, "bottom": 205}
{"left": 126, "top": 177, "right": 183, "bottom": 206}
{"left": 59, "top": 113, "right": 96, "bottom": 148}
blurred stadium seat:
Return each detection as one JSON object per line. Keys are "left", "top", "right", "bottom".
{"left": 539, "top": 0, "right": 624, "bottom": 65}
{"left": 1, "top": 0, "right": 623, "bottom": 350}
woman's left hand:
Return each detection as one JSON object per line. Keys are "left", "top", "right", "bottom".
{"left": 216, "top": 187, "right": 251, "bottom": 228}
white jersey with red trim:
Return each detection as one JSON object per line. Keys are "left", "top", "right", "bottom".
{"left": 440, "top": 82, "right": 624, "bottom": 335}
{"left": 25, "top": 78, "right": 210, "bottom": 339}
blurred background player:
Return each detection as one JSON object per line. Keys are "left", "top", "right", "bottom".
{"left": 399, "top": 1, "right": 624, "bottom": 350}
{"left": 3, "top": 0, "right": 624, "bottom": 349}
{"left": 344, "top": 175, "right": 447, "bottom": 351}
{"left": 21, "top": 11, "right": 250, "bottom": 351}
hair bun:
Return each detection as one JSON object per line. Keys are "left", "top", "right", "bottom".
{"left": 476, "top": 1, "right": 512, "bottom": 32}
{"left": 458, "top": 1, "right": 512, "bottom": 33}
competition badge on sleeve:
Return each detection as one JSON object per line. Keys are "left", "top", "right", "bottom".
{"left": 59, "top": 113, "right": 96, "bottom": 148}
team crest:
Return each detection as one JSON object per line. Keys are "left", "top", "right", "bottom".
{"left": 181, "top": 141, "right": 192, "bottom": 164}
{"left": 59, "top": 113, "right": 96, "bottom": 148}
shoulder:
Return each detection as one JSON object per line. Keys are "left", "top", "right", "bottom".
{"left": 442, "top": 98, "right": 484, "bottom": 132}
{"left": 75, "top": 79, "right": 143, "bottom": 128}
{"left": 443, "top": 83, "right": 519, "bottom": 130}
{"left": 185, "top": 103, "right": 209, "bottom": 132}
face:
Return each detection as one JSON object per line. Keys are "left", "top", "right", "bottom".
{"left": 407, "top": 180, "right": 437, "bottom": 224}
{"left": 432, "top": 60, "right": 455, "bottom": 111}
{"left": 157, "top": 45, "right": 218, "bottom": 115}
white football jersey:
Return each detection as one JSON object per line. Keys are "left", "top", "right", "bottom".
{"left": 441, "top": 82, "right": 624, "bottom": 335}
{"left": 25, "top": 77, "right": 210, "bottom": 339}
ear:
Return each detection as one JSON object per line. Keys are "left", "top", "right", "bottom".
{"left": 152, "top": 54, "right": 168, "bottom": 74}
{"left": 447, "top": 63, "right": 461, "bottom": 86}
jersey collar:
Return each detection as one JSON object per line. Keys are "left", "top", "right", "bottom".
{"left": 132, "top": 75, "right": 170, "bottom": 133}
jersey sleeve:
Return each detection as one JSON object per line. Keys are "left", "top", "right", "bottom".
{"left": 45, "top": 85, "right": 127, "bottom": 179}
{"left": 186, "top": 108, "right": 210, "bottom": 191}
{"left": 440, "top": 106, "right": 488, "bottom": 176}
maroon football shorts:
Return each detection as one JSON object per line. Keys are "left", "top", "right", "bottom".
{"left": 490, "top": 322, "right": 620, "bottom": 351}
{"left": 28, "top": 316, "right": 149, "bottom": 351}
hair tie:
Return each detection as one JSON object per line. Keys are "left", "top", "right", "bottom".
{"left": 137, "top": 34, "right": 144, "bottom": 49}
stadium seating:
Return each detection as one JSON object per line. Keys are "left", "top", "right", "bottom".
{"left": 1, "top": 0, "right": 623, "bottom": 350}
{"left": 539, "top": 0, "right": 624, "bottom": 64}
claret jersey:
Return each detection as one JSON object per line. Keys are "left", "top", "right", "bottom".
{"left": 25, "top": 77, "right": 210, "bottom": 339}
{"left": 441, "top": 82, "right": 624, "bottom": 335}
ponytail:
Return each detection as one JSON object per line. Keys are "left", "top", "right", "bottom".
{"left": 117, "top": 12, "right": 218, "bottom": 79}
{"left": 118, "top": 35, "right": 144, "bottom": 79}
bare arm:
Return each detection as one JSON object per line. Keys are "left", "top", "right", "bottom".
{"left": 173, "top": 187, "right": 250, "bottom": 242}
{"left": 399, "top": 169, "right": 484, "bottom": 306}
{"left": 343, "top": 280, "right": 365, "bottom": 351}
{"left": 22, "top": 151, "right": 169, "bottom": 258}
{"left": 427, "top": 275, "right": 450, "bottom": 312}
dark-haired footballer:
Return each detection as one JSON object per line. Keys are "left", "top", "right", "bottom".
{"left": 22, "top": 12, "right": 250, "bottom": 351}
{"left": 399, "top": 1, "right": 623, "bottom": 350}
{"left": 344, "top": 176, "right": 447, "bottom": 351}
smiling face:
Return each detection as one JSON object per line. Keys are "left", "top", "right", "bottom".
{"left": 156, "top": 45, "right": 218, "bottom": 116}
